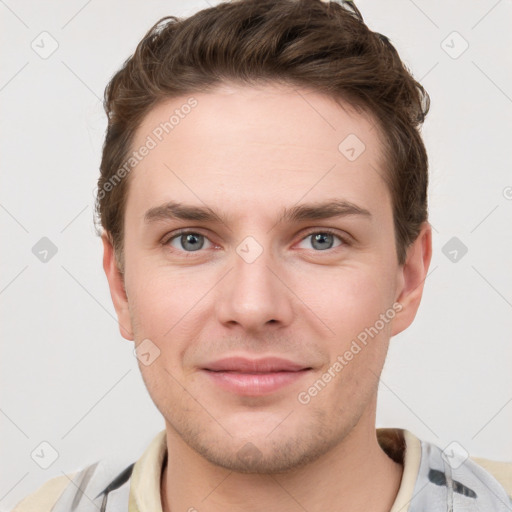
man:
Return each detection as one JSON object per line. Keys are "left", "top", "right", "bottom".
{"left": 13, "top": 0, "right": 512, "bottom": 511}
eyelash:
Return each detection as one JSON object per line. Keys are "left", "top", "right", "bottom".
{"left": 161, "top": 228, "right": 351, "bottom": 255}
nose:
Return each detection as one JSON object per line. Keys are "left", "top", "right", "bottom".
{"left": 215, "top": 239, "right": 295, "bottom": 333}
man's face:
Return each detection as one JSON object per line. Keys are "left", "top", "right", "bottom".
{"left": 105, "top": 82, "right": 425, "bottom": 473}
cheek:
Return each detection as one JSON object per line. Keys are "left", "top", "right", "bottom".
{"left": 307, "top": 265, "right": 394, "bottom": 336}
{"left": 125, "top": 258, "right": 226, "bottom": 380}
{"left": 128, "top": 267, "right": 198, "bottom": 396}
{"left": 304, "top": 265, "right": 396, "bottom": 396}
{"left": 126, "top": 260, "right": 203, "bottom": 334}
{"left": 297, "top": 269, "right": 394, "bottom": 410}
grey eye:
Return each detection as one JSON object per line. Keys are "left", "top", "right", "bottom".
{"left": 310, "top": 233, "right": 335, "bottom": 250}
{"left": 297, "top": 232, "right": 343, "bottom": 251}
{"left": 170, "top": 232, "right": 210, "bottom": 252}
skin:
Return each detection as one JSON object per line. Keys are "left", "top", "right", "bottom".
{"left": 102, "top": 81, "right": 432, "bottom": 512}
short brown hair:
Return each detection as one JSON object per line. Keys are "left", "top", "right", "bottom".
{"left": 95, "top": 0, "right": 430, "bottom": 271}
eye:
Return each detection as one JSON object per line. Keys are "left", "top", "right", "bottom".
{"left": 296, "top": 229, "right": 347, "bottom": 251}
{"left": 161, "top": 228, "right": 349, "bottom": 255}
{"left": 163, "top": 231, "right": 214, "bottom": 253}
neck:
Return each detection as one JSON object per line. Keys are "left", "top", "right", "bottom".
{"left": 160, "top": 414, "right": 403, "bottom": 512}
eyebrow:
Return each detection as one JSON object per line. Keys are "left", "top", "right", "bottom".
{"left": 143, "top": 199, "right": 372, "bottom": 226}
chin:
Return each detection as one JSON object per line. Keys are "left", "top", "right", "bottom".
{"left": 188, "top": 427, "right": 339, "bottom": 475}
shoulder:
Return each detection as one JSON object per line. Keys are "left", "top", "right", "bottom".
{"left": 11, "top": 472, "right": 77, "bottom": 512}
{"left": 10, "top": 431, "right": 164, "bottom": 512}
{"left": 470, "top": 455, "right": 512, "bottom": 498}
{"left": 420, "top": 438, "right": 512, "bottom": 510}
{"left": 11, "top": 458, "right": 135, "bottom": 512}
{"left": 399, "top": 429, "right": 512, "bottom": 510}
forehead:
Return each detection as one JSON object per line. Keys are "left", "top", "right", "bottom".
{"left": 125, "top": 82, "right": 390, "bottom": 224}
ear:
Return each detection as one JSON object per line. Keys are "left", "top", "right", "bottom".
{"left": 391, "top": 222, "right": 432, "bottom": 337}
{"left": 101, "top": 232, "right": 134, "bottom": 341}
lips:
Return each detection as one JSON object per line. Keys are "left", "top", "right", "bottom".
{"left": 203, "top": 356, "right": 311, "bottom": 373}
{"left": 201, "top": 356, "right": 312, "bottom": 396}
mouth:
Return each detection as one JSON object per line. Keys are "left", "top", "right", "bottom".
{"left": 201, "top": 356, "right": 313, "bottom": 396}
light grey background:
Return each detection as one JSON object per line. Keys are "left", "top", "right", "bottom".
{"left": 1, "top": 0, "right": 511, "bottom": 509}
